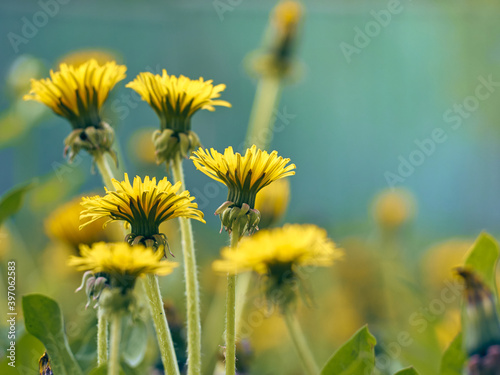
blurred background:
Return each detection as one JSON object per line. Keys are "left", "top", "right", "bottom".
{"left": 0, "top": 0, "right": 499, "bottom": 374}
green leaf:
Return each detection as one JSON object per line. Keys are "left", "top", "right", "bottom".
{"left": 464, "top": 232, "right": 499, "bottom": 294}
{"left": 120, "top": 318, "right": 148, "bottom": 367}
{"left": 0, "top": 333, "right": 45, "bottom": 374}
{"left": 395, "top": 367, "right": 419, "bottom": 375}
{"left": 22, "top": 294, "right": 83, "bottom": 375}
{"left": 320, "top": 325, "right": 377, "bottom": 375}
{"left": 0, "top": 181, "right": 36, "bottom": 226}
{"left": 439, "top": 333, "right": 467, "bottom": 375}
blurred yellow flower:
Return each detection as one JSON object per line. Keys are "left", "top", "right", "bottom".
{"left": 191, "top": 145, "right": 295, "bottom": 234}
{"left": 372, "top": 188, "right": 416, "bottom": 229}
{"left": 57, "top": 49, "right": 119, "bottom": 67}
{"left": 273, "top": 0, "right": 302, "bottom": 35}
{"left": 249, "top": 0, "right": 303, "bottom": 79}
{"left": 421, "top": 239, "right": 472, "bottom": 292}
{"left": 127, "top": 70, "right": 231, "bottom": 130}
{"left": 255, "top": 178, "right": 290, "bottom": 229}
{"left": 213, "top": 224, "right": 340, "bottom": 275}
{"left": 80, "top": 173, "right": 205, "bottom": 249}
{"left": 68, "top": 242, "right": 178, "bottom": 280}
{"left": 24, "top": 59, "right": 126, "bottom": 129}
{"left": 250, "top": 312, "right": 287, "bottom": 352}
{"left": 128, "top": 127, "right": 157, "bottom": 164}
{"left": 45, "top": 196, "right": 121, "bottom": 251}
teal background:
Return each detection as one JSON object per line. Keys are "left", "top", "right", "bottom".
{"left": 1, "top": 0, "right": 500, "bottom": 239}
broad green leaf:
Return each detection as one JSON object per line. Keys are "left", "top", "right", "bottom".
{"left": 0, "top": 181, "right": 36, "bottom": 226}
{"left": 439, "top": 332, "right": 466, "bottom": 375}
{"left": 320, "top": 325, "right": 377, "bottom": 375}
{"left": 0, "top": 333, "right": 45, "bottom": 374}
{"left": 395, "top": 367, "right": 419, "bottom": 375}
{"left": 22, "top": 294, "right": 83, "bottom": 375}
{"left": 120, "top": 318, "right": 148, "bottom": 367}
{"left": 464, "top": 232, "right": 499, "bottom": 294}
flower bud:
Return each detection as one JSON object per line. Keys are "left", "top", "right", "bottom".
{"left": 215, "top": 201, "right": 261, "bottom": 236}
{"left": 457, "top": 268, "right": 500, "bottom": 375}
{"left": 64, "top": 121, "right": 117, "bottom": 164}
{"left": 153, "top": 128, "right": 201, "bottom": 166}
{"left": 39, "top": 352, "right": 53, "bottom": 375}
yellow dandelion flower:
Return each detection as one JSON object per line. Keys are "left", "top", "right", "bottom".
{"left": 214, "top": 224, "right": 340, "bottom": 308}
{"left": 126, "top": 70, "right": 231, "bottom": 164}
{"left": 273, "top": 0, "right": 303, "bottom": 36}
{"left": 23, "top": 59, "right": 126, "bottom": 161}
{"left": 69, "top": 242, "right": 178, "bottom": 280}
{"left": 127, "top": 70, "right": 230, "bottom": 129}
{"left": 191, "top": 145, "right": 295, "bottom": 234}
{"left": 213, "top": 224, "right": 339, "bottom": 275}
{"left": 45, "top": 195, "right": 121, "bottom": 251}
{"left": 80, "top": 173, "right": 205, "bottom": 249}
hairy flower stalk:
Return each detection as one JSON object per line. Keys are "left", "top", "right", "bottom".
{"left": 192, "top": 147, "right": 295, "bottom": 374}
{"left": 225, "top": 222, "right": 241, "bottom": 375}
{"left": 128, "top": 70, "right": 230, "bottom": 375}
{"left": 171, "top": 155, "right": 202, "bottom": 375}
{"left": 213, "top": 224, "right": 341, "bottom": 374}
{"left": 79, "top": 176, "right": 204, "bottom": 374}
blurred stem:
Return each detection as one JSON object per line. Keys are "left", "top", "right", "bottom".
{"left": 94, "top": 152, "right": 115, "bottom": 190}
{"left": 144, "top": 274, "right": 180, "bottom": 375}
{"left": 171, "top": 156, "right": 201, "bottom": 375}
{"left": 283, "top": 308, "right": 319, "bottom": 375}
{"left": 108, "top": 315, "right": 121, "bottom": 375}
{"left": 97, "top": 309, "right": 108, "bottom": 366}
{"left": 245, "top": 76, "right": 282, "bottom": 149}
{"left": 225, "top": 224, "right": 241, "bottom": 375}
{"left": 235, "top": 273, "right": 252, "bottom": 336}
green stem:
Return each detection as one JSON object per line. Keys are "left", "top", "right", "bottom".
{"left": 283, "top": 308, "right": 319, "bottom": 375}
{"left": 225, "top": 225, "right": 240, "bottom": 375}
{"left": 94, "top": 152, "right": 115, "bottom": 190}
{"left": 170, "top": 156, "right": 201, "bottom": 375}
{"left": 108, "top": 315, "right": 121, "bottom": 375}
{"left": 245, "top": 76, "right": 282, "bottom": 149}
{"left": 97, "top": 309, "right": 108, "bottom": 366}
{"left": 93, "top": 151, "right": 116, "bottom": 368}
{"left": 144, "top": 274, "right": 180, "bottom": 375}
